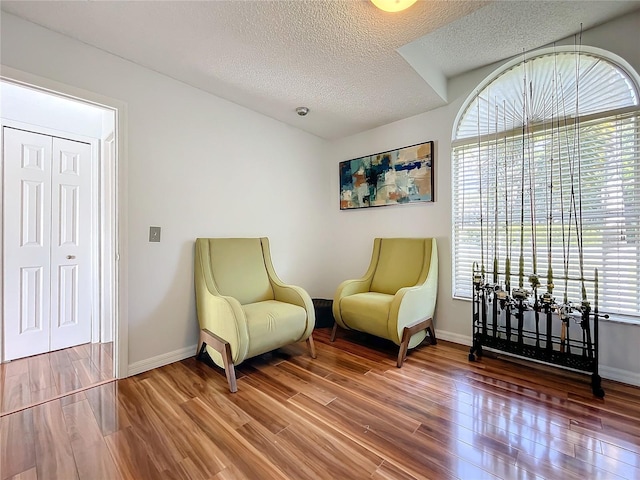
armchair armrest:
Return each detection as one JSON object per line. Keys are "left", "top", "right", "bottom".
{"left": 270, "top": 281, "right": 315, "bottom": 341}
{"left": 333, "top": 238, "right": 382, "bottom": 327}
{"left": 196, "top": 291, "right": 250, "bottom": 365}
{"left": 385, "top": 283, "right": 435, "bottom": 347}
{"left": 333, "top": 278, "right": 372, "bottom": 327}
{"left": 259, "top": 238, "right": 315, "bottom": 340}
{"left": 387, "top": 244, "right": 438, "bottom": 346}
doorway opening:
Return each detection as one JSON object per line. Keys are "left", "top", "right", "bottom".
{"left": 0, "top": 75, "right": 125, "bottom": 413}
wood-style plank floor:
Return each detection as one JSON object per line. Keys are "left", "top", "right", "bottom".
{"left": 0, "top": 343, "right": 114, "bottom": 417}
{"left": 2, "top": 329, "right": 639, "bottom": 479}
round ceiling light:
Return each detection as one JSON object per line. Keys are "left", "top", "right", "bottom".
{"left": 371, "top": 0, "right": 417, "bottom": 13}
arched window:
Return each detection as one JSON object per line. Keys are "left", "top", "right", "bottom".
{"left": 452, "top": 46, "right": 640, "bottom": 319}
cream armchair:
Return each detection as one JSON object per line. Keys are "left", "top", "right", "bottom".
{"left": 195, "top": 237, "right": 316, "bottom": 392}
{"left": 332, "top": 238, "right": 438, "bottom": 367}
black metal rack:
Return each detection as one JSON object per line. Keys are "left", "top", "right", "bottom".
{"left": 468, "top": 265, "right": 608, "bottom": 397}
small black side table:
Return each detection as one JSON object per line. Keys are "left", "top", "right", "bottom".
{"left": 312, "top": 299, "right": 334, "bottom": 328}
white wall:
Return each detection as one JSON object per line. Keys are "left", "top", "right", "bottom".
{"left": 324, "top": 12, "right": 640, "bottom": 385}
{"left": 1, "top": 13, "right": 331, "bottom": 366}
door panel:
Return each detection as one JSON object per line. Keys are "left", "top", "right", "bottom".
{"left": 57, "top": 264, "right": 78, "bottom": 327}
{"left": 3, "top": 128, "right": 52, "bottom": 360}
{"left": 20, "top": 266, "right": 45, "bottom": 332}
{"left": 50, "top": 137, "right": 92, "bottom": 350}
{"left": 21, "top": 179, "right": 45, "bottom": 246}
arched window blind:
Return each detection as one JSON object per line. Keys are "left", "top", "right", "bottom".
{"left": 452, "top": 47, "right": 640, "bottom": 319}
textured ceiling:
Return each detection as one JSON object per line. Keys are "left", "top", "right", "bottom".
{"left": 2, "top": 0, "right": 640, "bottom": 139}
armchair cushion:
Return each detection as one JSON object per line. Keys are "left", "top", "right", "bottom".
{"left": 370, "top": 238, "right": 429, "bottom": 295}
{"left": 209, "top": 238, "right": 274, "bottom": 305}
{"left": 339, "top": 292, "right": 393, "bottom": 340}
{"left": 244, "top": 300, "right": 307, "bottom": 358}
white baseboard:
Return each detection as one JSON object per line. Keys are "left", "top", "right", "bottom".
{"left": 128, "top": 344, "right": 198, "bottom": 377}
{"left": 437, "top": 330, "right": 472, "bottom": 346}
{"left": 436, "top": 330, "right": 640, "bottom": 387}
{"left": 599, "top": 365, "right": 640, "bottom": 387}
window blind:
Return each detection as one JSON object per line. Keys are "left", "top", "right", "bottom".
{"left": 452, "top": 49, "right": 640, "bottom": 321}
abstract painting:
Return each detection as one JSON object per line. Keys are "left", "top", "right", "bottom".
{"left": 339, "top": 141, "right": 434, "bottom": 210}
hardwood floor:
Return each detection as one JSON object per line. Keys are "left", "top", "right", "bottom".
{"left": 1, "top": 330, "right": 639, "bottom": 479}
{"left": 0, "top": 343, "right": 114, "bottom": 417}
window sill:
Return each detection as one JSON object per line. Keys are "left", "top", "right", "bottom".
{"left": 603, "top": 314, "right": 640, "bottom": 326}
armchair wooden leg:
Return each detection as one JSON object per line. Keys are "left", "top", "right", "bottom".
{"left": 426, "top": 324, "right": 437, "bottom": 345}
{"left": 306, "top": 334, "right": 317, "bottom": 359}
{"left": 330, "top": 322, "right": 338, "bottom": 342}
{"left": 197, "top": 328, "right": 237, "bottom": 393}
{"left": 397, "top": 317, "right": 435, "bottom": 368}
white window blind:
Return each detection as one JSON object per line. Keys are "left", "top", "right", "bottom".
{"left": 452, "top": 49, "right": 640, "bottom": 320}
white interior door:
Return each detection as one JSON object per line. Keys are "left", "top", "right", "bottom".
{"left": 50, "top": 137, "right": 92, "bottom": 350}
{"left": 3, "top": 127, "right": 93, "bottom": 360}
{"left": 3, "top": 128, "right": 53, "bottom": 360}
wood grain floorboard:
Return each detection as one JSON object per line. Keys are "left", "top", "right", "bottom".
{"left": 1, "top": 375, "right": 32, "bottom": 413}
{"left": 104, "top": 426, "right": 162, "bottom": 479}
{"left": 233, "top": 420, "right": 323, "bottom": 480}
{"left": 84, "top": 382, "right": 131, "bottom": 437}
{"left": 4, "top": 469, "right": 38, "bottom": 480}
{"left": 0, "top": 409, "right": 36, "bottom": 479}
{"left": 31, "top": 400, "right": 79, "bottom": 479}
{"left": 62, "top": 399, "right": 119, "bottom": 479}
{"left": 373, "top": 461, "right": 420, "bottom": 480}
{"left": 1, "top": 343, "right": 114, "bottom": 417}
{"left": 2, "top": 329, "right": 640, "bottom": 479}
{"left": 181, "top": 396, "right": 285, "bottom": 479}
{"left": 1, "top": 357, "right": 29, "bottom": 378}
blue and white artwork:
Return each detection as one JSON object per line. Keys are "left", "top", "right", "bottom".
{"left": 339, "top": 141, "right": 434, "bottom": 210}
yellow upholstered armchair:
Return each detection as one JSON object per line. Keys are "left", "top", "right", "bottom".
{"left": 194, "top": 237, "right": 316, "bottom": 392}
{"left": 332, "top": 238, "right": 438, "bottom": 367}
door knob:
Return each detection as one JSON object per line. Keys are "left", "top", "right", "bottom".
{"left": 66, "top": 255, "right": 76, "bottom": 259}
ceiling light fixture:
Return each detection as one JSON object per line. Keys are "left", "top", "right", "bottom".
{"left": 371, "top": 0, "right": 417, "bottom": 13}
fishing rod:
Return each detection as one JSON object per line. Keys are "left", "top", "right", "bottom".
{"left": 492, "top": 101, "right": 500, "bottom": 339}
{"left": 476, "top": 96, "right": 489, "bottom": 343}
{"left": 573, "top": 27, "right": 591, "bottom": 358}
{"left": 517, "top": 57, "right": 527, "bottom": 293}
{"left": 514, "top": 55, "right": 528, "bottom": 351}
{"left": 547, "top": 47, "right": 557, "bottom": 297}
{"left": 527, "top": 80, "right": 538, "bottom": 281}
{"left": 493, "top": 101, "right": 500, "bottom": 286}
{"left": 502, "top": 100, "right": 518, "bottom": 343}
{"left": 526, "top": 79, "right": 542, "bottom": 349}
{"left": 504, "top": 100, "right": 511, "bottom": 292}
{"left": 478, "top": 97, "right": 485, "bottom": 280}
{"left": 543, "top": 49, "right": 558, "bottom": 355}
{"left": 556, "top": 31, "right": 588, "bottom": 357}
{"left": 557, "top": 71, "right": 576, "bottom": 355}
{"left": 575, "top": 26, "right": 588, "bottom": 306}
{"left": 591, "top": 268, "right": 608, "bottom": 397}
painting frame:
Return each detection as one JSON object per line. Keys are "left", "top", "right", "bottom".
{"left": 339, "top": 140, "right": 434, "bottom": 210}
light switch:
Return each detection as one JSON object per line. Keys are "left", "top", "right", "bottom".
{"left": 149, "top": 226, "right": 161, "bottom": 242}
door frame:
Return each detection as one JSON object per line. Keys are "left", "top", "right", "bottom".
{"left": 0, "top": 66, "right": 129, "bottom": 378}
